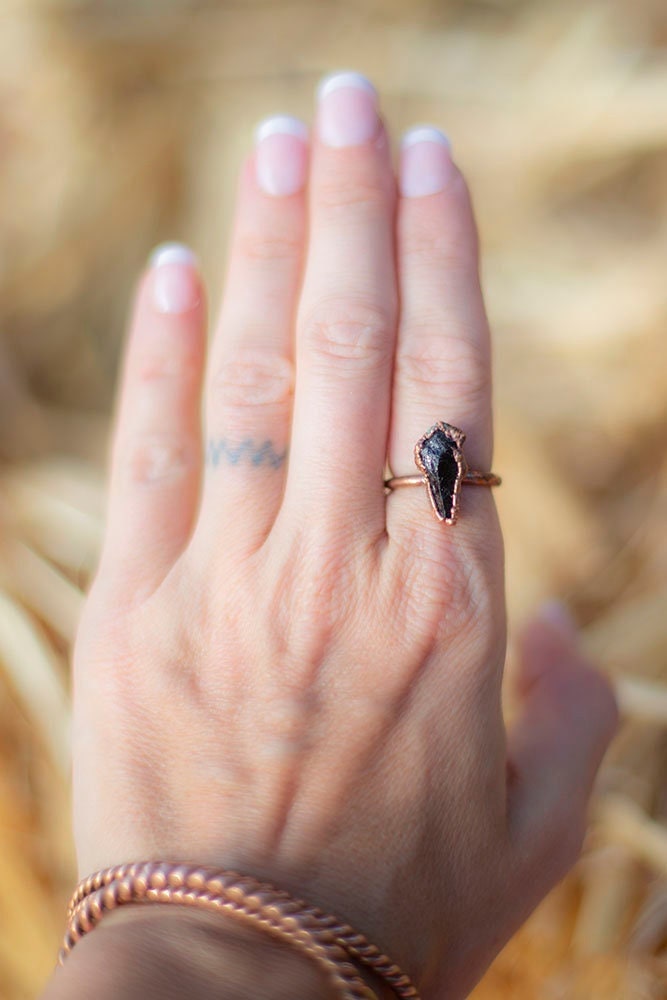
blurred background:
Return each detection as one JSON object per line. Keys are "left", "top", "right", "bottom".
{"left": 0, "top": 0, "right": 665, "bottom": 997}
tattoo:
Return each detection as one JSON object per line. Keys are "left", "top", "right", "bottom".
{"left": 205, "top": 437, "right": 287, "bottom": 470}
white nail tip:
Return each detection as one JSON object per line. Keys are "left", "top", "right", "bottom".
{"left": 317, "top": 71, "right": 377, "bottom": 103}
{"left": 255, "top": 115, "right": 309, "bottom": 144}
{"left": 402, "top": 126, "right": 452, "bottom": 151}
{"left": 149, "top": 242, "right": 198, "bottom": 268}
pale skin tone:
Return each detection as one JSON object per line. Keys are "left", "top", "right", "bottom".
{"left": 42, "top": 75, "right": 619, "bottom": 999}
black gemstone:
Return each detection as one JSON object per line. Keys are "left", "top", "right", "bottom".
{"left": 417, "top": 426, "right": 463, "bottom": 521}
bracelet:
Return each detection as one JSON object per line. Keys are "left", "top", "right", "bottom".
{"left": 61, "top": 861, "right": 421, "bottom": 1000}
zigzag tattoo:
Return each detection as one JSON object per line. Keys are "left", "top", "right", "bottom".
{"left": 205, "top": 438, "right": 287, "bottom": 470}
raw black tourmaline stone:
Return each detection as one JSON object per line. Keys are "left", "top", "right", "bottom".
{"left": 416, "top": 424, "right": 465, "bottom": 522}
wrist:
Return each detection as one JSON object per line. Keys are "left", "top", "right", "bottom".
{"left": 43, "top": 905, "right": 334, "bottom": 1000}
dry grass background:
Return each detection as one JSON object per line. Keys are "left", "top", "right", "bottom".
{"left": 0, "top": 0, "right": 665, "bottom": 997}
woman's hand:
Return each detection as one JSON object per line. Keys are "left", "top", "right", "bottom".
{"left": 66, "top": 73, "right": 618, "bottom": 998}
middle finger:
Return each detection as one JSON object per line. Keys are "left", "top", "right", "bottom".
{"left": 278, "top": 72, "right": 397, "bottom": 540}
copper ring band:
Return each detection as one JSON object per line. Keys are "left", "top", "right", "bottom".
{"left": 384, "top": 471, "right": 501, "bottom": 489}
{"left": 383, "top": 421, "right": 501, "bottom": 524}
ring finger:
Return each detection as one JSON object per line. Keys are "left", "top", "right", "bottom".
{"left": 387, "top": 129, "right": 495, "bottom": 545}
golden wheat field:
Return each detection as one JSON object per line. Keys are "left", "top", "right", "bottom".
{"left": 0, "top": 0, "right": 665, "bottom": 997}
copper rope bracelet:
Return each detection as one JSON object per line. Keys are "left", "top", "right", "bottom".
{"left": 61, "top": 861, "right": 420, "bottom": 1000}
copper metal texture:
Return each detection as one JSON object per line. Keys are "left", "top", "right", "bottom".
{"left": 63, "top": 861, "right": 421, "bottom": 1000}
{"left": 384, "top": 421, "right": 501, "bottom": 524}
{"left": 63, "top": 883, "right": 375, "bottom": 1000}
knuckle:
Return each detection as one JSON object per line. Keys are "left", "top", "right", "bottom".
{"left": 405, "top": 235, "right": 478, "bottom": 275}
{"left": 389, "top": 526, "right": 499, "bottom": 654}
{"left": 316, "top": 175, "right": 387, "bottom": 213}
{"left": 402, "top": 171, "right": 479, "bottom": 264}
{"left": 136, "top": 345, "right": 200, "bottom": 383}
{"left": 236, "top": 229, "right": 302, "bottom": 265}
{"left": 396, "top": 331, "right": 490, "bottom": 408}
{"left": 301, "top": 299, "right": 393, "bottom": 369}
{"left": 454, "top": 546, "right": 498, "bottom": 630}
{"left": 210, "top": 348, "right": 295, "bottom": 408}
{"left": 119, "top": 432, "right": 194, "bottom": 485}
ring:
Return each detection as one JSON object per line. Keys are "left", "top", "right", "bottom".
{"left": 383, "top": 421, "right": 501, "bottom": 524}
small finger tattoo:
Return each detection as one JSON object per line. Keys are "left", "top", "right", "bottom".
{"left": 205, "top": 437, "right": 287, "bottom": 470}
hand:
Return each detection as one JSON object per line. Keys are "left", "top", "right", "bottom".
{"left": 67, "top": 72, "right": 618, "bottom": 998}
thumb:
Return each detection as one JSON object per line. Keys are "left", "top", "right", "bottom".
{"left": 506, "top": 602, "right": 620, "bottom": 891}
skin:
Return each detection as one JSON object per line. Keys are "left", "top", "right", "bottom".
{"left": 42, "top": 80, "right": 619, "bottom": 1000}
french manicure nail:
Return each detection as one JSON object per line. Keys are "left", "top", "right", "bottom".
{"left": 317, "top": 70, "right": 379, "bottom": 148}
{"left": 255, "top": 115, "right": 309, "bottom": 196}
{"left": 400, "top": 126, "right": 453, "bottom": 197}
{"left": 149, "top": 242, "right": 200, "bottom": 314}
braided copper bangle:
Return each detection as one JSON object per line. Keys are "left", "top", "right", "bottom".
{"left": 62, "top": 862, "right": 421, "bottom": 1000}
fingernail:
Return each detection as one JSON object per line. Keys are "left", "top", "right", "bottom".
{"left": 255, "top": 115, "right": 309, "bottom": 196}
{"left": 537, "top": 600, "right": 578, "bottom": 642}
{"left": 316, "top": 70, "right": 379, "bottom": 148}
{"left": 149, "top": 242, "right": 200, "bottom": 314}
{"left": 400, "top": 126, "right": 453, "bottom": 197}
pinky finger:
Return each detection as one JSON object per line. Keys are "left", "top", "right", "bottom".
{"left": 97, "top": 244, "right": 207, "bottom": 603}
{"left": 505, "top": 604, "right": 620, "bottom": 892}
